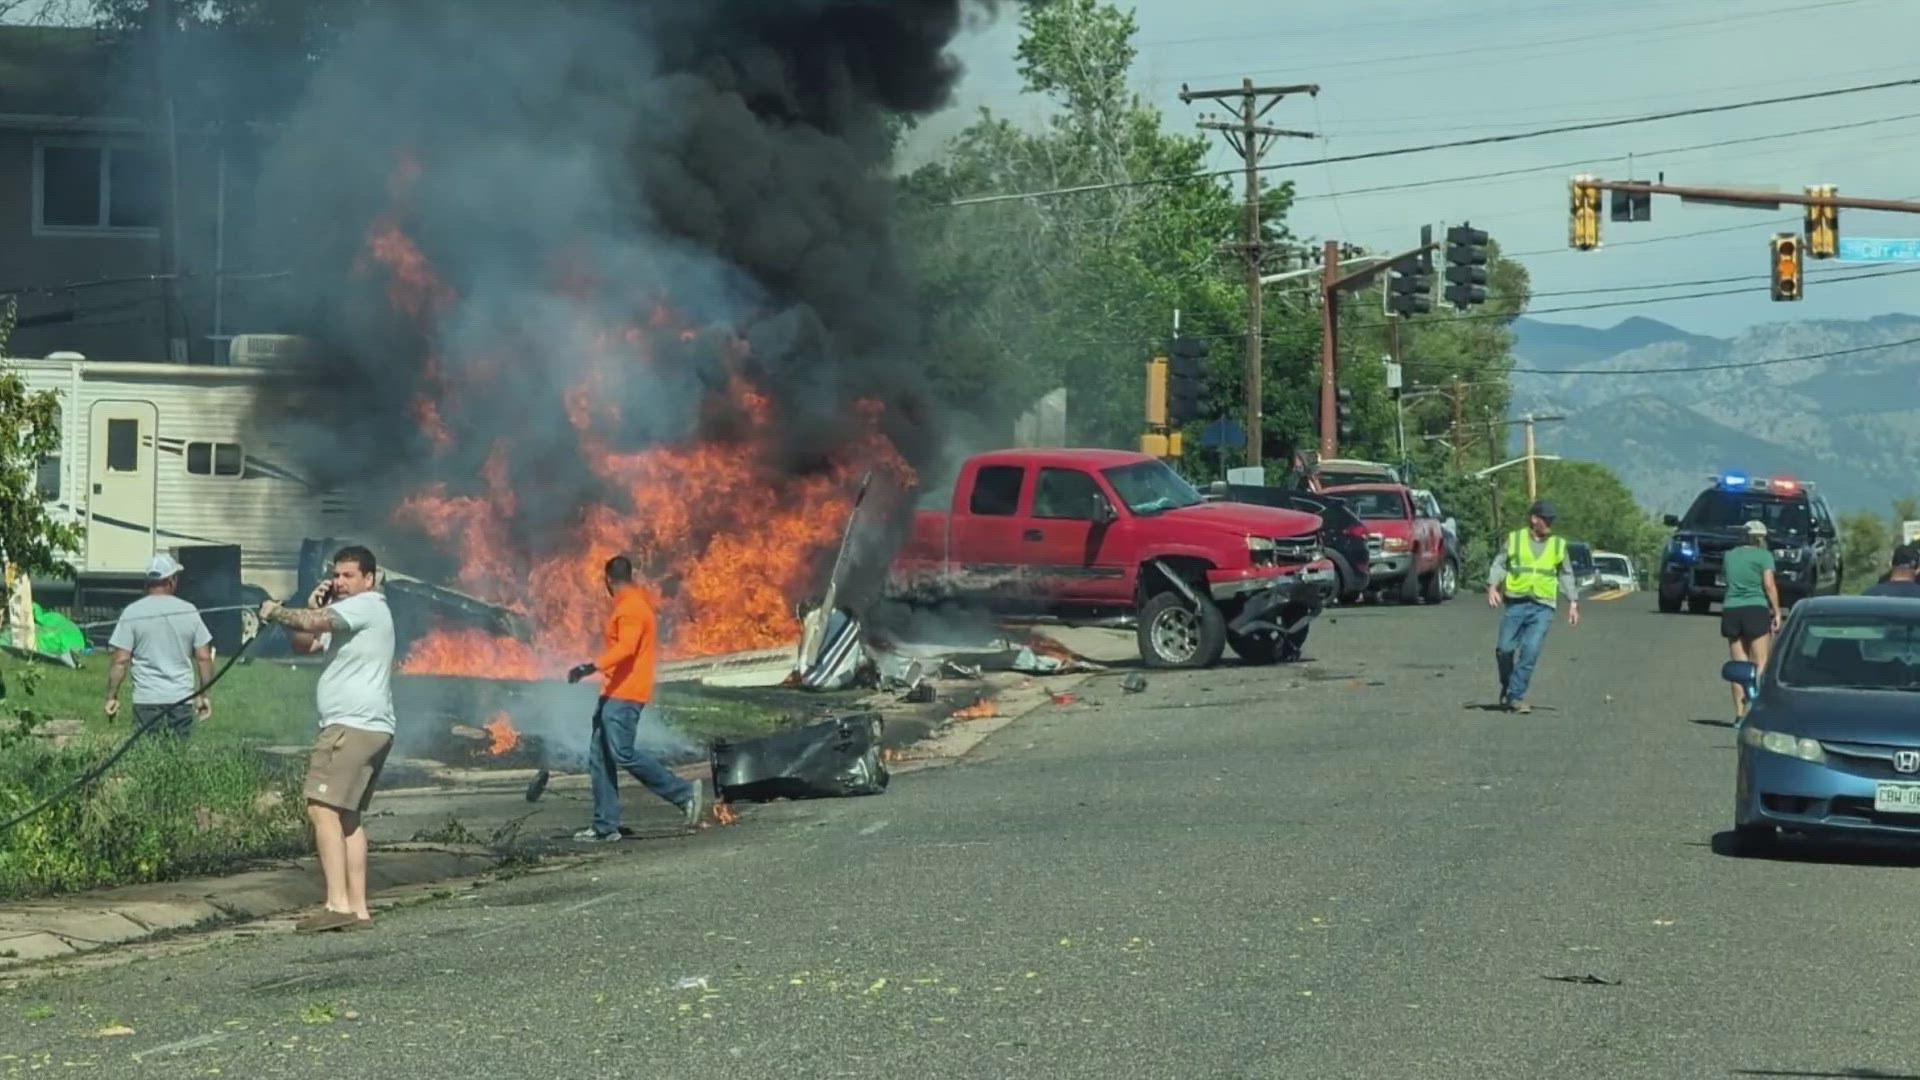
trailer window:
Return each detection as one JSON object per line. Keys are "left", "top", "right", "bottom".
{"left": 105, "top": 418, "right": 138, "bottom": 472}
{"left": 186, "top": 441, "right": 244, "bottom": 478}
{"left": 36, "top": 405, "right": 59, "bottom": 500}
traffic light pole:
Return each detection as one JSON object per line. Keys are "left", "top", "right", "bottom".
{"left": 1576, "top": 179, "right": 1920, "bottom": 214}
{"left": 1319, "top": 237, "right": 1440, "bottom": 459}
{"left": 1181, "top": 80, "right": 1319, "bottom": 471}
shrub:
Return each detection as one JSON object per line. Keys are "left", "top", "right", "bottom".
{"left": 0, "top": 735, "right": 307, "bottom": 900}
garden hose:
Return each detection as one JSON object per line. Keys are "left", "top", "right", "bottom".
{"left": 0, "top": 633, "right": 263, "bottom": 837}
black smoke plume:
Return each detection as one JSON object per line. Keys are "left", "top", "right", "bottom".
{"left": 250, "top": 0, "right": 1016, "bottom": 588}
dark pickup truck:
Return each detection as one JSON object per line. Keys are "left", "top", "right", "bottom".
{"left": 889, "top": 449, "right": 1337, "bottom": 668}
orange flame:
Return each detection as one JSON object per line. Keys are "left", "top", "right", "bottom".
{"left": 712, "top": 799, "right": 739, "bottom": 827}
{"left": 483, "top": 711, "right": 520, "bottom": 755}
{"left": 370, "top": 186, "right": 913, "bottom": 678}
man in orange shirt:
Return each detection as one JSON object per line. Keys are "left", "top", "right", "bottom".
{"left": 566, "top": 556, "right": 711, "bottom": 840}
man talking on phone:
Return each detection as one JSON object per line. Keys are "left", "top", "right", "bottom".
{"left": 259, "top": 546, "right": 396, "bottom": 932}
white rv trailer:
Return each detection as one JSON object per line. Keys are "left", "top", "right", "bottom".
{"left": 16, "top": 335, "right": 357, "bottom": 598}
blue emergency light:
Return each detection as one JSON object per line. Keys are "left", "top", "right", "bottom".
{"left": 1708, "top": 472, "right": 1806, "bottom": 495}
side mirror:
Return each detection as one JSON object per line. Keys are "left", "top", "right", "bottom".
{"left": 1720, "top": 660, "right": 1758, "bottom": 686}
{"left": 1663, "top": 514, "right": 1680, "bottom": 528}
{"left": 1093, "top": 497, "right": 1118, "bottom": 524}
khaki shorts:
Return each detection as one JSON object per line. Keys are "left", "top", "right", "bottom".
{"left": 303, "top": 724, "right": 393, "bottom": 813}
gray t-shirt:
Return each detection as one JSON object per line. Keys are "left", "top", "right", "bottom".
{"left": 315, "top": 590, "right": 396, "bottom": 735}
{"left": 107, "top": 594, "right": 211, "bottom": 705}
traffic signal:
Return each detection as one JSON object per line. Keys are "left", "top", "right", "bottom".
{"left": 1167, "top": 335, "right": 1208, "bottom": 425}
{"left": 1336, "top": 387, "right": 1355, "bottom": 441}
{"left": 1386, "top": 256, "right": 1432, "bottom": 317}
{"left": 1610, "top": 182, "right": 1651, "bottom": 222}
{"left": 1805, "top": 184, "right": 1838, "bottom": 259}
{"left": 1770, "top": 232, "right": 1803, "bottom": 301}
{"left": 1144, "top": 356, "right": 1167, "bottom": 426}
{"left": 1569, "top": 175, "right": 1601, "bottom": 250}
{"left": 1444, "top": 223, "right": 1490, "bottom": 310}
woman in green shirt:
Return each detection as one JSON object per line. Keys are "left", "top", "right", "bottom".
{"left": 1720, "top": 519, "right": 1783, "bottom": 720}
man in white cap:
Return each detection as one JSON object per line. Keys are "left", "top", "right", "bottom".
{"left": 105, "top": 553, "right": 215, "bottom": 735}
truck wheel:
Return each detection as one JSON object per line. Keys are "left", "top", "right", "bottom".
{"left": 1228, "top": 626, "right": 1306, "bottom": 664}
{"left": 1422, "top": 560, "right": 1456, "bottom": 604}
{"left": 1138, "top": 590, "right": 1227, "bottom": 669}
{"left": 1658, "top": 589, "right": 1682, "bottom": 613}
{"left": 1398, "top": 569, "right": 1421, "bottom": 605}
{"left": 1688, "top": 596, "right": 1713, "bottom": 615}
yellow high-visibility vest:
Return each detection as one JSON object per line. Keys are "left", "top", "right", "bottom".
{"left": 1504, "top": 530, "right": 1566, "bottom": 605}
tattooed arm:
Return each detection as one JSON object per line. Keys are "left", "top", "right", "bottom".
{"left": 260, "top": 601, "right": 348, "bottom": 654}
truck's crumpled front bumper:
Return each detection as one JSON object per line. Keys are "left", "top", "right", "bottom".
{"left": 1209, "top": 560, "right": 1337, "bottom": 635}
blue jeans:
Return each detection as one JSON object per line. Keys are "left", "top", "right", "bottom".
{"left": 589, "top": 697, "right": 693, "bottom": 835}
{"left": 1495, "top": 600, "right": 1555, "bottom": 703}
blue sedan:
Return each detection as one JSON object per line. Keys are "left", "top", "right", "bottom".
{"left": 1727, "top": 595, "right": 1920, "bottom": 855}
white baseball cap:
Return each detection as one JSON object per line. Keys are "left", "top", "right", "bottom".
{"left": 1743, "top": 519, "right": 1769, "bottom": 536}
{"left": 146, "top": 553, "right": 183, "bottom": 580}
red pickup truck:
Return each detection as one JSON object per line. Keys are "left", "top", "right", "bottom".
{"left": 1320, "top": 482, "right": 1456, "bottom": 603}
{"left": 889, "top": 449, "right": 1338, "bottom": 668}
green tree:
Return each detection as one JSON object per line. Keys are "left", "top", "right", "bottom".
{"left": 0, "top": 301, "right": 83, "bottom": 747}
{"left": 1841, "top": 510, "right": 1892, "bottom": 592}
{"left": 1493, "top": 459, "right": 1663, "bottom": 573}
{"left": 0, "top": 305, "right": 79, "bottom": 578}
{"left": 899, "top": 0, "right": 1311, "bottom": 455}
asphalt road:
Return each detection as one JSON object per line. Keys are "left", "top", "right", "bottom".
{"left": 6, "top": 593, "right": 1920, "bottom": 1079}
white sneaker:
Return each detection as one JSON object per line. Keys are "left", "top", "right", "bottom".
{"left": 572, "top": 827, "right": 623, "bottom": 843}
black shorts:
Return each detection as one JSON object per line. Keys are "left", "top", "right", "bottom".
{"left": 1721, "top": 605, "right": 1773, "bottom": 641}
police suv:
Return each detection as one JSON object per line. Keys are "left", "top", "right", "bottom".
{"left": 1657, "top": 473, "right": 1842, "bottom": 614}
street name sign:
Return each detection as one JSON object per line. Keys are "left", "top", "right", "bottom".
{"left": 1838, "top": 238, "right": 1920, "bottom": 262}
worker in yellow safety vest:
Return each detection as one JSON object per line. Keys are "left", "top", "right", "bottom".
{"left": 1485, "top": 501, "right": 1579, "bottom": 714}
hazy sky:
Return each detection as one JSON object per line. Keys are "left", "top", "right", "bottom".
{"left": 913, "top": 0, "right": 1920, "bottom": 338}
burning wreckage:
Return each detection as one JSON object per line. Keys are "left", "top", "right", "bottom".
{"left": 232, "top": 0, "right": 1109, "bottom": 804}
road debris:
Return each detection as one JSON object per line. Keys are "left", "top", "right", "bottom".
{"left": 1049, "top": 692, "right": 1078, "bottom": 705}
{"left": 902, "top": 683, "right": 936, "bottom": 704}
{"left": 710, "top": 713, "right": 888, "bottom": 801}
{"left": 951, "top": 700, "right": 997, "bottom": 720}
{"left": 674, "top": 976, "right": 712, "bottom": 991}
{"left": 1544, "top": 974, "right": 1618, "bottom": 985}
{"left": 1121, "top": 673, "right": 1148, "bottom": 694}
{"left": 941, "top": 661, "right": 983, "bottom": 680}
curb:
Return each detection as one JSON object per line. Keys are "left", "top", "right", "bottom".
{"left": 0, "top": 668, "right": 1078, "bottom": 971}
{"left": 0, "top": 846, "right": 496, "bottom": 969}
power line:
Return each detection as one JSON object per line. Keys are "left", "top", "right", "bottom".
{"left": 1365, "top": 265, "right": 1920, "bottom": 331}
{"left": 1530, "top": 262, "right": 1920, "bottom": 299}
{"left": 1292, "top": 112, "right": 1920, "bottom": 203}
{"left": 1502, "top": 332, "right": 1920, "bottom": 376}
{"left": 945, "top": 75, "right": 1920, "bottom": 208}
{"left": 1167, "top": 0, "right": 1874, "bottom": 84}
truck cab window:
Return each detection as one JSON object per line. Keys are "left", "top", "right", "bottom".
{"left": 1033, "top": 468, "right": 1105, "bottom": 520}
{"left": 969, "top": 465, "right": 1025, "bottom": 516}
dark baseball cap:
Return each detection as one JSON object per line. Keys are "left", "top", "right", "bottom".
{"left": 1528, "top": 500, "right": 1557, "bottom": 522}
{"left": 1893, "top": 544, "right": 1919, "bottom": 569}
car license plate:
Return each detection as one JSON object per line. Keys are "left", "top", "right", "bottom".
{"left": 1874, "top": 782, "right": 1920, "bottom": 813}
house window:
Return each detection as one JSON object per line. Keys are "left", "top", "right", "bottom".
{"left": 105, "top": 418, "right": 139, "bottom": 472}
{"left": 34, "top": 140, "right": 161, "bottom": 234}
{"left": 186, "top": 441, "right": 243, "bottom": 477}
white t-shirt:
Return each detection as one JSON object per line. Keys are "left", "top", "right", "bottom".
{"left": 108, "top": 594, "right": 212, "bottom": 706}
{"left": 314, "top": 590, "right": 396, "bottom": 735}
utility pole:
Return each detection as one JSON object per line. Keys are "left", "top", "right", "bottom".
{"left": 1487, "top": 412, "right": 1503, "bottom": 535}
{"left": 150, "top": 0, "right": 185, "bottom": 363}
{"left": 1180, "top": 79, "right": 1318, "bottom": 470}
{"left": 1449, "top": 377, "right": 1465, "bottom": 473}
{"left": 1318, "top": 232, "right": 1438, "bottom": 459}
{"left": 1518, "top": 413, "right": 1565, "bottom": 501}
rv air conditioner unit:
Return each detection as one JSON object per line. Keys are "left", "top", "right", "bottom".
{"left": 227, "top": 334, "right": 316, "bottom": 368}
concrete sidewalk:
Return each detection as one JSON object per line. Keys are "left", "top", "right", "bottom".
{"left": 0, "top": 632, "right": 1129, "bottom": 972}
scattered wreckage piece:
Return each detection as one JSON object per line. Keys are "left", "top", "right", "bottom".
{"left": 1121, "top": 672, "right": 1148, "bottom": 694}
{"left": 709, "top": 713, "right": 889, "bottom": 802}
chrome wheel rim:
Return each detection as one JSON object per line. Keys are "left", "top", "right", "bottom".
{"left": 1150, "top": 606, "right": 1201, "bottom": 663}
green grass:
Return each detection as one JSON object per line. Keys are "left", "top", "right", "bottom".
{"left": 0, "top": 734, "right": 308, "bottom": 900}
{"left": 6, "top": 656, "right": 794, "bottom": 745}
